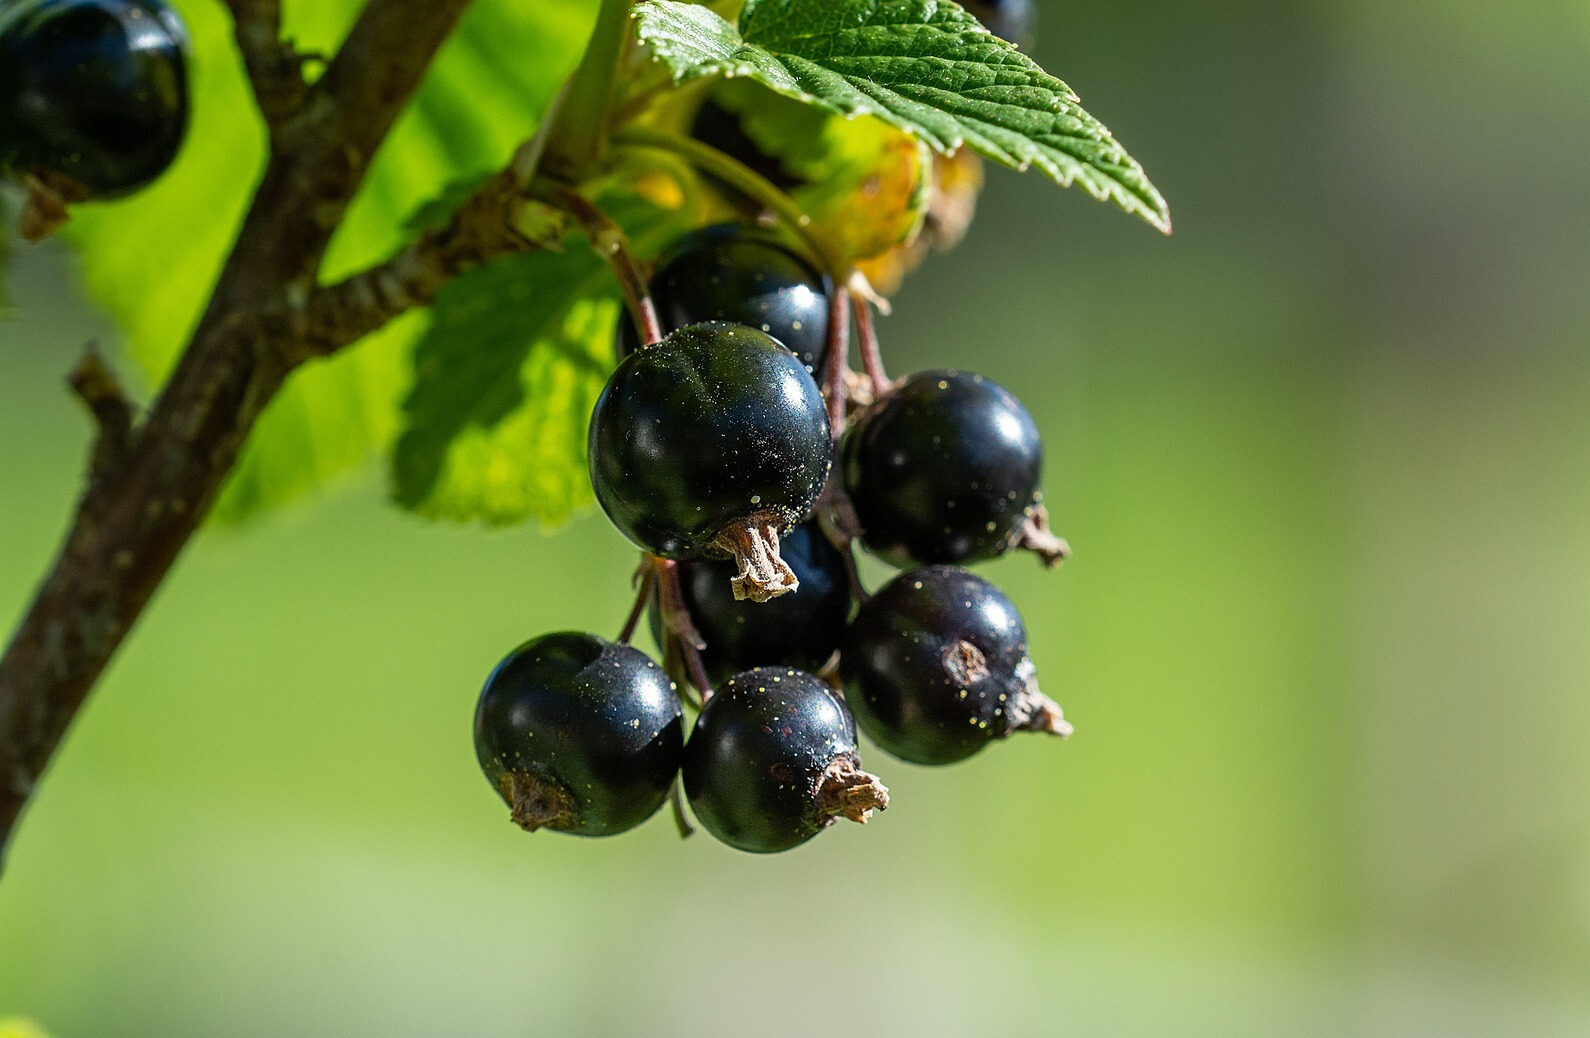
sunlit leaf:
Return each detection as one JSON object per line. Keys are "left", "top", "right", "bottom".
{"left": 392, "top": 193, "right": 697, "bottom": 526}
{"left": 634, "top": 0, "right": 1170, "bottom": 232}
{"left": 63, "top": 0, "right": 599, "bottom": 521}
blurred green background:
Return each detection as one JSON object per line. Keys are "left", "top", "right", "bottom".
{"left": 4, "top": 0, "right": 1590, "bottom": 1034}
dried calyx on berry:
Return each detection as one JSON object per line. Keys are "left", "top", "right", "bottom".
{"left": 651, "top": 520, "right": 854, "bottom": 684}
{"left": 589, "top": 321, "right": 831, "bottom": 602}
{"left": 683, "top": 667, "right": 888, "bottom": 853}
{"left": 843, "top": 565, "right": 1071, "bottom": 765}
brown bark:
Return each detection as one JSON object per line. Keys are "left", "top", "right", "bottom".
{"left": 0, "top": 0, "right": 488, "bottom": 865}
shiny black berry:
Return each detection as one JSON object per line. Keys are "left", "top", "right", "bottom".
{"left": 654, "top": 521, "right": 853, "bottom": 684}
{"left": 618, "top": 223, "right": 832, "bottom": 374}
{"left": 965, "top": 0, "right": 1035, "bottom": 48}
{"left": 589, "top": 321, "right": 831, "bottom": 601}
{"left": 474, "top": 632, "right": 684, "bottom": 837}
{"left": 843, "top": 370, "right": 1049, "bottom": 567}
{"left": 689, "top": 99, "right": 804, "bottom": 193}
{"left": 0, "top": 0, "right": 188, "bottom": 198}
{"left": 843, "top": 566, "right": 1070, "bottom": 765}
{"left": 683, "top": 668, "right": 888, "bottom": 853}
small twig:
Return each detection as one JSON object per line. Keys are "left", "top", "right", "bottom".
{"left": 222, "top": 0, "right": 311, "bottom": 130}
{"left": 67, "top": 346, "right": 135, "bottom": 479}
{"left": 616, "top": 563, "right": 656, "bottom": 645}
{"left": 851, "top": 283, "right": 891, "bottom": 396}
{"left": 541, "top": 183, "right": 662, "bottom": 345}
{"left": 292, "top": 169, "right": 536, "bottom": 361}
{"left": 821, "top": 287, "right": 852, "bottom": 437}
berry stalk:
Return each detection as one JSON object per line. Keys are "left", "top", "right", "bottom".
{"left": 821, "top": 285, "right": 853, "bottom": 436}
{"left": 542, "top": 182, "right": 662, "bottom": 345}
{"left": 851, "top": 284, "right": 892, "bottom": 397}
{"left": 652, "top": 557, "right": 714, "bottom": 703}
{"left": 616, "top": 562, "right": 657, "bottom": 645}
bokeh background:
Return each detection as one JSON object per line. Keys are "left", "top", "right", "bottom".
{"left": 3, "top": 0, "right": 1589, "bottom": 1034}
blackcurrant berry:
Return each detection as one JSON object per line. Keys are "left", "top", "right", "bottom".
{"left": 842, "top": 370, "right": 1053, "bottom": 567}
{"left": 689, "top": 100, "right": 804, "bottom": 194}
{"left": 683, "top": 668, "right": 888, "bottom": 853}
{"left": 964, "top": 0, "right": 1036, "bottom": 48}
{"left": 843, "top": 566, "right": 1070, "bottom": 765}
{"left": 618, "top": 223, "right": 832, "bottom": 374}
{"left": 589, "top": 321, "right": 831, "bottom": 602}
{"left": 653, "top": 521, "right": 853, "bottom": 684}
{"left": 474, "top": 632, "right": 684, "bottom": 837}
{"left": 0, "top": 0, "right": 188, "bottom": 199}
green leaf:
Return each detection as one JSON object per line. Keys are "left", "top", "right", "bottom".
{"left": 393, "top": 193, "right": 696, "bottom": 526}
{"left": 391, "top": 247, "right": 615, "bottom": 527}
{"left": 633, "top": 0, "right": 1170, "bottom": 232}
{"left": 64, "top": 0, "right": 599, "bottom": 522}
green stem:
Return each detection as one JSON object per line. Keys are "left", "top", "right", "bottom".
{"left": 545, "top": 0, "right": 634, "bottom": 173}
{"left": 611, "top": 126, "right": 848, "bottom": 280}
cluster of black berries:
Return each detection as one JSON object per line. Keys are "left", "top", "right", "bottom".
{"left": 0, "top": 0, "right": 189, "bottom": 208}
{"left": 474, "top": 223, "right": 1073, "bottom": 853}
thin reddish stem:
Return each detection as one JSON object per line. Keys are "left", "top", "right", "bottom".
{"left": 668, "top": 779, "right": 694, "bottom": 839}
{"left": 544, "top": 183, "right": 662, "bottom": 345}
{"left": 616, "top": 563, "right": 656, "bottom": 644}
{"left": 816, "top": 485, "right": 870, "bottom": 605}
{"left": 651, "top": 557, "right": 714, "bottom": 702}
{"left": 851, "top": 288, "right": 890, "bottom": 396}
{"left": 821, "top": 288, "right": 852, "bottom": 437}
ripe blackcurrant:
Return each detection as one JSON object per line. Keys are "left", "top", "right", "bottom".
{"left": 689, "top": 100, "right": 804, "bottom": 193}
{"left": 964, "top": 0, "right": 1035, "bottom": 47}
{"left": 843, "top": 566, "right": 1070, "bottom": 765}
{"left": 654, "top": 521, "right": 853, "bottom": 684}
{"left": 589, "top": 321, "right": 831, "bottom": 602}
{"left": 474, "top": 632, "right": 684, "bottom": 837}
{"left": 683, "top": 668, "right": 888, "bottom": 853}
{"left": 617, "top": 223, "right": 832, "bottom": 374}
{"left": 842, "top": 370, "right": 1049, "bottom": 567}
{"left": 0, "top": 0, "right": 188, "bottom": 199}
